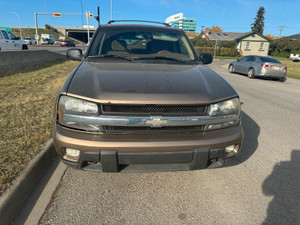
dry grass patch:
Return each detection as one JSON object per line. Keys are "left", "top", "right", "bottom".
{"left": 0, "top": 60, "right": 79, "bottom": 194}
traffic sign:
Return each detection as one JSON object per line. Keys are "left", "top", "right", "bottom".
{"left": 53, "top": 13, "right": 61, "bottom": 17}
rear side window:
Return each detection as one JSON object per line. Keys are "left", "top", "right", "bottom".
{"left": 0, "top": 32, "right": 3, "bottom": 39}
{"left": 259, "top": 57, "right": 281, "bottom": 64}
{"left": 1, "top": 31, "right": 9, "bottom": 39}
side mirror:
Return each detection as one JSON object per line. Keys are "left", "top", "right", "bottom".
{"left": 66, "top": 48, "right": 83, "bottom": 61}
{"left": 199, "top": 53, "right": 213, "bottom": 65}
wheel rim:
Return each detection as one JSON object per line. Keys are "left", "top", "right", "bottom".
{"left": 229, "top": 65, "right": 233, "bottom": 73}
{"left": 248, "top": 69, "right": 254, "bottom": 78}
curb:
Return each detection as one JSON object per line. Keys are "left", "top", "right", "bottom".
{"left": 0, "top": 139, "right": 58, "bottom": 225}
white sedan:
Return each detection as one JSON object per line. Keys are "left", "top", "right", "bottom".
{"left": 22, "top": 37, "right": 37, "bottom": 45}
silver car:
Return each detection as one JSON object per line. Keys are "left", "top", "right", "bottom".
{"left": 228, "top": 55, "right": 287, "bottom": 80}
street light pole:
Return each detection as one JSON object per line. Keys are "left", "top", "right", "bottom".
{"left": 111, "top": 0, "right": 113, "bottom": 20}
{"left": 10, "top": 11, "right": 22, "bottom": 39}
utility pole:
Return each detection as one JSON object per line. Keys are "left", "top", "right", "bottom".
{"left": 279, "top": 26, "right": 286, "bottom": 38}
{"left": 34, "top": 12, "right": 39, "bottom": 44}
{"left": 214, "top": 39, "right": 220, "bottom": 57}
{"left": 86, "top": 11, "right": 90, "bottom": 44}
{"left": 111, "top": 0, "right": 113, "bottom": 20}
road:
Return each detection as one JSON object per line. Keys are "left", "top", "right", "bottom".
{"left": 27, "top": 45, "right": 87, "bottom": 55}
{"left": 22, "top": 60, "right": 300, "bottom": 224}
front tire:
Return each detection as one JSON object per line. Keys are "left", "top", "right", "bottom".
{"left": 248, "top": 68, "right": 255, "bottom": 79}
{"left": 228, "top": 64, "right": 234, "bottom": 73}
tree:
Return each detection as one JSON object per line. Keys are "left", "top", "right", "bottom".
{"left": 251, "top": 6, "right": 265, "bottom": 34}
{"left": 211, "top": 26, "right": 223, "bottom": 32}
{"left": 265, "top": 34, "right": 276, "bottom": 40}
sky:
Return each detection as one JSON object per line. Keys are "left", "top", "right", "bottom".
{"left": 1, "top": 0, "right": 300, "bottom": 37}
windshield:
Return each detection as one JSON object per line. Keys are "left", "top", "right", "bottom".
{"left": 88, "top": 27, "right": 195, "bottom": 62}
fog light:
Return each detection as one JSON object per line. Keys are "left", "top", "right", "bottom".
{"left": 225, "top": 145, "right": 240, "bottom": 159}
{"left": 66, "top": 148, "right": 80, "bottom": 157}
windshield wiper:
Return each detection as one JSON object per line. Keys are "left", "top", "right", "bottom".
{"left": 135, "top": 56, "right": 188, "bottom": 63}
{"left": 89, "top": 54, "right": 135, "bottom": 62}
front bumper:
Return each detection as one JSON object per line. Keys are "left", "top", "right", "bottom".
{"left": 53, "top": 123, "right": 244, "bottom": 172}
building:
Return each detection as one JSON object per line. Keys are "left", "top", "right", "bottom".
{"left": 165, "top": 13, "right": 197, "bottom": 32}
{"left": 200, "top": 28, "right": 271, "bottom": 56}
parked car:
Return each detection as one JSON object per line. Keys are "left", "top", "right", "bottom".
{"left": 228, "top": 55, "right": 287, "bottom": 80}
{"left": 54, "top": 39, "right": 63, "bottom": 45}
{"left": 289, "top": 54, "right": 300, "bottom": 62}
{"left": 23, "top": 37, "right": 37, "bottom": 45}
{"left": 60, "top": 40, "right": 75, "bottom": 47}
{"left": 53, "top": 21, "right": 244, "bottom": 172}
{"left": 0, "top": 29, "right": 28, "bottom": 51}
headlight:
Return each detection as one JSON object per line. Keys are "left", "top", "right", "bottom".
{"left": 58, "top": 95, "right": 102, "bottom": 131}
{"left": 206, "top": 98, "right": 241, "bottom": 131}
{"left": 207, "top": 98, "right": 240, "bottom": 117}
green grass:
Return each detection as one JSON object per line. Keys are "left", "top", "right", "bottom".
{"left": 0, "top": 60, "right": 79, "bottom": 195}
{"left": 12, "top": 28, "right": 61, "bottom": 40}
{"left": 285, "top": 62, "right": 300, "bottom": 79}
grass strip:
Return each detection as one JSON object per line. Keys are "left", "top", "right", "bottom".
{"left": 284, "top": 62, "right": 300, "bottom": 80}
{"left": 0, "top": 60, "right": 79, "bottom": 195}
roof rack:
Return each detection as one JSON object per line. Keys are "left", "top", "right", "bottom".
{"left": 107, "top": 20, "right": 171, "bottom": 27}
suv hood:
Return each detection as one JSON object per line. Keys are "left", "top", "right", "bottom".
{"left": 66, "top": 61, "right": 238, "bottom": 104}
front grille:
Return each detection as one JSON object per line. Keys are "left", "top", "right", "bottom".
{"left": 104, "top": 125, "right": 205, "bottom": 133}
{"left": 102, "top": 104, "right": 207, "bottom": 115}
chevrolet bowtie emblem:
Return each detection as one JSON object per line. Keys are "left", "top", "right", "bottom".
{"left": 145, "top": 117, "right": 168, "bottom": 127}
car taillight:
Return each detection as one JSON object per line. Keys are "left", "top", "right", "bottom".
{"left": 261, "top": 64, "right": 270, "bottom": 67}
{"left": 283, "top": 66, "right": 287, "bottom": 70}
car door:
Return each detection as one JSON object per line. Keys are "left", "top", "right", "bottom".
{"left": 1, "top": 30, "right": 12, "bottom": 50}
{"left": 235, "top": 56, "right": 248, "bottom": 73}
{"left": 7, "top": 31, "right": 22, "bottom": 50}
{"left": 242, "top": 56, "right": 256, "bottom": 74}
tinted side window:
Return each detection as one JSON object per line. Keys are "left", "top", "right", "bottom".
{"left": 247, "top": 56, "right": 255, "bottom": 62}
{"left": 1, "top": 31, "right": 9, "bottom": 39}
{"left": 7, "top": 32, "right": 17, "bottom": 40}
{"left": 239, "top": 56, "right": 248, "bottom": 62}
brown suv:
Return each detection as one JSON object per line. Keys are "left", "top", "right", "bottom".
{"left": 53, "top": 21, "right": 244, "bottom": 172}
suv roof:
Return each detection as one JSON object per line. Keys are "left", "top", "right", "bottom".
{"left": 107, "top": 20, "right": 170, "bottom": 27}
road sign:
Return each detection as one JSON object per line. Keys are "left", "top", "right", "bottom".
{"left": 53, "top": 13, "right": 61, "bottom": 17}
{"left": 0, "top": 27, "right": 12, "bottom": 32}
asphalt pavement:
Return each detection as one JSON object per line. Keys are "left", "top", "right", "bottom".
{"left": 16, "top": 59, "right": 300, "bottom": 225}
{"left": 27, "top": 45, "right": 87, "bottom": 55}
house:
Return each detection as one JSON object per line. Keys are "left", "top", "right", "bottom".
{"left": 199, "top": 28, "right": 271, "bottom": 56}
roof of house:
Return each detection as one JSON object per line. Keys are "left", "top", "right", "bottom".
{"left": 282, "top": 33, "right": 300, "bottom": 41}
{"left": 200, "top": 31, "right": 271, "bottom": 42}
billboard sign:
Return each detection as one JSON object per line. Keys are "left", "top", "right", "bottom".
{"left": 165, "top": 13, "right": 184, "bottom": 24}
